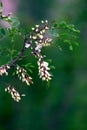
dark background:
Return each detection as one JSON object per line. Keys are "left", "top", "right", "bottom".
{"left": 0, "top": 0, "right": 87, "bottom": 130}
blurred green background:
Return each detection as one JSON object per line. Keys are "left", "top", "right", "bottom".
{"left": 0, "top": 0, "right": 87, "bottom": 130}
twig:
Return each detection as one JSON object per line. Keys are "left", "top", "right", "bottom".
{"left": 9, "top": 35, "right": 27, "bottom": 67}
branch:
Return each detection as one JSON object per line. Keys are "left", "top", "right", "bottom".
{"left": 9, "top": 35, "right": 27, "bottom": 67}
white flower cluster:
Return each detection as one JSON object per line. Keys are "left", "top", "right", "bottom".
{"left": 26, "top": 20, "right": 53, "bottom": 82}
{"left": 16, "top": 65, "right": 33, "bottom": 85}
{"left": 37, "top": 59, "right": 51, "bottom": 81}
{"left": 0, "top": 64, "right": 10, "bottom": 76}
{"left": 30, "top": 20, "right": 52, "bottom": 50}
{"left": 5, "top": 86, "right": 21, "bottom": 102}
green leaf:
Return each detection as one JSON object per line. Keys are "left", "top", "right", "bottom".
{"left": 7, "top": 18, "right": 13, "bottom": 23}
{"left": 1, "top": 15, "right": 8, "bottom": 19}
{"left": 10, "top": 16, "right": 20, "bottom": 27}
{"left": 25, "top": 63, "right": 34, "bottom": 68}
{"left": 12, "top": 21, "right": 20, "bottom": 27}
{"left": 69, "top": 45, "right": 73, "bottom": 51}
{"left": 73, "top": 41, "right": 79, "bottom": 46}
{"left": 0, "top": 28, "right": 6, "bottom": 36}
{"left": 60, "top": 33, "right": 69, "bottom": 37}
{"left": 0, "top": 2, "right": 3, "bottom": 7}
{"left": 49, "top": 28, "right": 58, "bottom": 37}
{"left": 50, "top": 65, "right": 55, "bottom": 69}
{"left": 46, "top": 59, "right": 52, "bottom": 63}
{"left": 59, "top": 21, "right": 66, "bottom": 27}
{"left": 73, "top": 29, "right": 80, "bottom": 33}
{"left": 10, "top": 16, "right": 18, "bottom": 21}
{"left": 64, "top": 39, "right": 70, "bottom": 44}
{"left": 12, "top": 72, "right": 16, "bottom": 76}
{"left": 28, "top": 69, "right": 33, "bottom": 73}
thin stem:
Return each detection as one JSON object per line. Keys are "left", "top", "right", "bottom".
{"left": 9, "top": 36, "right": 27, "bottom": 67}
{"left": 9, "top": 47, "right": 25, "bottom": 67}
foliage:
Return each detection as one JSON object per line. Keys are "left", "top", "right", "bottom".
{"left": 0, "top": 2, "right": 80, "bottom": 102}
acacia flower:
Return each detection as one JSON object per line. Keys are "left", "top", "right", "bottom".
{"left": 30, "top": 20, "right": 52, "bottom": 48}
{"left": 16, "top": 65, "right": 33, "bottom": 85}
{"left": 0, "top": 64, "right": 10, "bottom": 76}
{"left": 5, "top": 85, "right": 21, "bottom": 102}
{"left": 37, "top": 59, "right": 52, "bottom": 81}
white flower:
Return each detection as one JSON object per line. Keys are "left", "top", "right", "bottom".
{"left": 45, "top": 20, "right": 48, "bottom": 23}
{"left": 41, "top": 20, "right": 44, "bottom": 23}
{"left": 25, "top": 43, "right": 30, "bottom": 48}
{"left": 35, "top": 44, "right": 42, "bottom": 52}
{"left": 36, "top": 25, "right": 39, "bottom": 28}
{"left": 37, "top": 60, "right": 52, "bottom": 81}
{"left": 16, "top": 65, "right": 33, "bottom": 85}
{"left": 5, "top": 86, "right": 21, "bottom": 102}
{"left": 39, "top": 35, "right": 43, "bottom": 39}
{"left": 42, "top": 61, "right": 48, "bottom": 67}
{"left": 0, "top": 64, "right": 10, "bottom": 76}
{"left": 32, "top": 28, "right": 35, "bottom": 30}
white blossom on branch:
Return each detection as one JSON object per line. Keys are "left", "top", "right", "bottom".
{"left": 5, "top": 85, "right": 21, "bottom": 102}
{"left": 37, "top": 56, "right": 52, "bottom": 81}
{"left": 30, "top": 20, "right": 52, "bottom": 48}
{"left": 16, "top": 65, "right": 33, "bottom": 85}
{"left": 0, "top": 64, "right": 10, "bottom": 76}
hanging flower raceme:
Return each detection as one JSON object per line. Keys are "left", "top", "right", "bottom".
{"left": 16, "top": 65, "right": 33, "bottom": 85}
{"left": 5, "top": 85, "right": 21, "bottom": 102}
{"left": 37, "top": 56, "right": 52, "bottom": 81}
{"left": 24, "top": 20, "right": 53, "bottom": 82}
{"left": 0, "top": 64, "right": 10, "bottom": 76}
